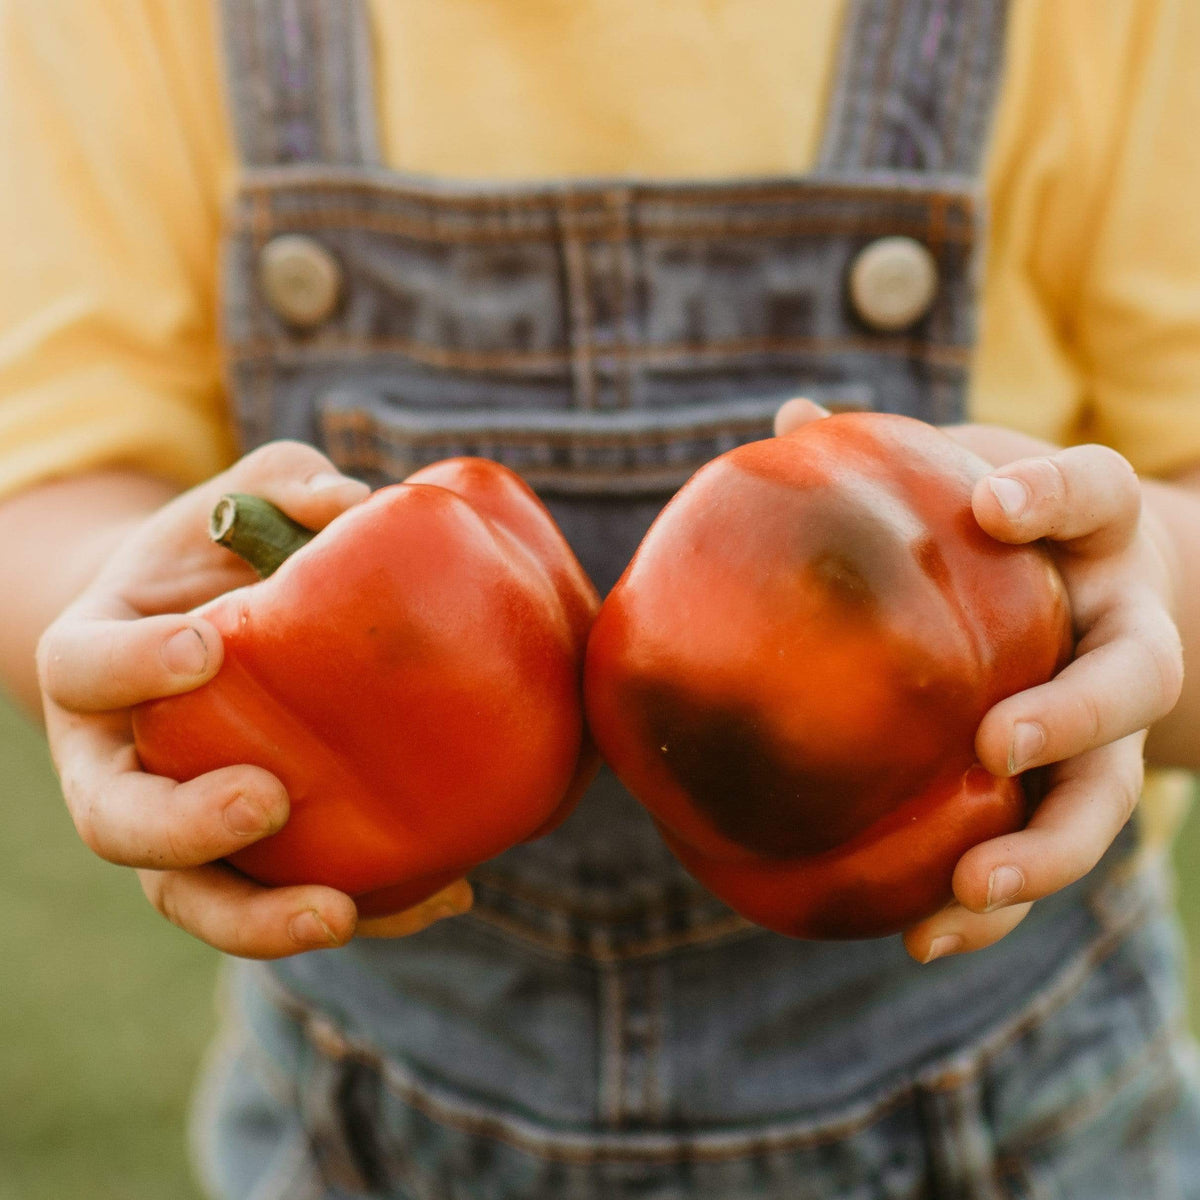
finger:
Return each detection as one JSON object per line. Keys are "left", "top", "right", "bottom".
{"left": 50, "top": 714, "right": 290, "bottom": 868}
{"left": 952, "top": 736, "right": 1145, "bottom": 914}
{"left": 356, "top": 879, "right": 475, "bottom": 938}
{"left": 38, "top": 611, "right": 224, "bottom": 713}
{"left": 976, "top": 615, "right": 1181, "bottom": 776}
{"left": 138, "top": 865, "right": 357, "bottom": 959}
{"left": 773, "top": 397, "right": 831, "bottom": 437}
{"left": 904, "top": 899, "right": 1033, "bottom": 963}
{"left": 106, "top": 442, "right": 372, "bottom": 612}
{"left": 942, "top": 422, "right": 1058, "bottom": 467}
{"left": 225, "top": 440, "right": 371, "bottom": 532}
{"left": 972, "top": 444, "right": 1140, "bottom": 555}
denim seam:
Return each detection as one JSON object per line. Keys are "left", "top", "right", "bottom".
{"left": 231, "top": 210, "right": 977, "bottom": 245}
{"left": 994, "top": 1021, "right": 1186, "bottom": 1157}
{"left": 228, "top": 334, "right": 974, "bottom": 371}
{"left": 461, "top": 904, "right": 758, "bottom": 963}
{"left": 558, "top": 192, "right": 600, "bottom": 411}
{"left": 233, "top": 168, "right": 983, "bottom": 208}
{"left": 244, "top": 885, "right": 1151, "bottom": 1166}
{"left": 599, "top": 963, "right": 626, "bottom": 1127}
{"left": 602, "top": 188, "right": 636, "bottom": 410}
{"left": 942, "top": 0, "right": 979, "bottom": 168}
{"left": 861, "top": 1, "right": 908, "bottom": 166}
{"left": 917, "top": 875, "right": 1158, "bottom": 1096}
{"left": 644, "top": 960, "right": 666, "bottom": 1123}
{"left": 248, "top": 189, "right": 276, "bottom": 443}
{"left": 309, "top": 0, "right": 334, "bottom": 167}
{"left": 320, "top": 411, "right": 778, "bottom": 448}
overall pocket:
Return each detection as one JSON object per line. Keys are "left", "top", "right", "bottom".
{"left": 316, "top": 383, "right": 875, "bottom": 497}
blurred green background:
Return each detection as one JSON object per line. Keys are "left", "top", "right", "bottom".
{"left": 2, "top": 693, "right": 1200, "bottom": 1200}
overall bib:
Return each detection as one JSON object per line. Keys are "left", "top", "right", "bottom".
{"left": 192, "top": 3, "right": 1200, "bottom": 1197}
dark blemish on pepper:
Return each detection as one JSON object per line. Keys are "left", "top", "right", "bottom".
{"left": 635, "top": 683, "right": 887, "bottom": 858}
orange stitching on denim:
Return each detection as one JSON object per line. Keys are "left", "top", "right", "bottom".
{"left": 599, "top": 965, "right": 626, "bottom": 1127}
{"left": 318, "top": 413, "right": 775, "bottom": 449}
{"left": 229, "top": 209, "right": 976, "bottom": 247}
{"left": 310, "top": 0, "right": 334, "bottom": 164}
{"left": 230, "top": 332, "right": 973, "bottom": 372}
{"left": 247, "top": 189, "right": 277, "bottom": 438}
{"left": 995, "top": 1023, "right": 1183, "bottom": 1157}
{"left": 259, "top": 958, "right": 928, "bottom": 1163}
{"left": 236, "top": 168, "right": 979, "bottom": 212}
{"left": 644, "top": 961, "right": 665, "bottom": 1123}
{"left": 919, "top": 877, "right": 1157, "bottom": 1095}
{"left": 558, "top": 193, "right": 599, "bottom": 411}
{"left": 608, "top": 190, "right": 637, "bottom": 410}
{"left": 929, "top": 192, "right": 949, "bottom": 254}
{"left": 463, "top": 904, "right": 755, "bottom": 963}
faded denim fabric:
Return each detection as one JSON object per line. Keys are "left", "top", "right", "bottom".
{"left": 193, "top": 2, "right": 1200, "bottom": 1196}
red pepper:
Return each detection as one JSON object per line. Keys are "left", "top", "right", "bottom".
{"left": 584, "top": 413, "right": 1073, "bottom": 939}
{"left": 133, "top": 457, "right": 599, "bottom": 917}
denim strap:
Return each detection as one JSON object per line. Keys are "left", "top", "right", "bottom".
{"left": 819, "top": 0, "right": 1011, "bottom": 175}
{"left": 220, "top": 0, "right": 381, "bottom": 167}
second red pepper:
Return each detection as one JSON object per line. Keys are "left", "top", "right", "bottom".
{"left": 584, "top": 413, "right": 1073, "bottom": 938}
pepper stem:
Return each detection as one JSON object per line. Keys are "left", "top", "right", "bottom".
{"left": 210, "top": 493, "right": 316, "bottom": 578}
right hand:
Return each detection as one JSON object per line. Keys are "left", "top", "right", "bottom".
{"left": 36, "top": 441, "right": 473, "bottom": 959}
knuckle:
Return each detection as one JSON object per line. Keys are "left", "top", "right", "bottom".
{"left": 1112, "top": 764, "right": 1144, "bottom": 826}
{"left": 70, "top": 792, "right": 123, "bottom": 865}
{"left": 71, "top": 799, "right": 106, "bottom": 858}
{"left": 160, "top": 817, "right": 195, "bottom": 870}
{"left": 35, "top": 627, "right": 67, "bottom": 700}
{"left": 1098, "top": 445, "right": 1141, "bottom": 499}
{"left": 138, "top": 870, "right": 165, "bottom": 912}
{"left": 151, "top": 872, "right": 187, "bottom": 930}
{"left": 1148, "top": 627, "right": 1185, "bottom": 711}
{"left": 1076, "top": 689, "right": 1106, "bottom": 747}
{"left": 1037, "top": 455, "right": 1071, "bottom": 508}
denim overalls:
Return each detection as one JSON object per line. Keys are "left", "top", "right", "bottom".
{"left": 192, "top": 3, "right": 1200, "bottom": 1197}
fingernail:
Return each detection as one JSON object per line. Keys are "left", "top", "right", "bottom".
{"left": 985, "top": 865, "right": 1025, "bottom": 911}
{"left": 223, "top": 794, "right": 282, "bottom": 838}
{"left": 989, "top": 476, "right": 1029, "bottom": 519}
{"left": 923, "top": 934, "right": 963, "bottom": 963}
{"left": 1008, "top": 721, "right": 1045, "bottom": 774}
{"left": 289, "top": 909, "right": 340, "bottom": 948}
{"left": 161, "top": 627, "right": 208, "bottom": 676}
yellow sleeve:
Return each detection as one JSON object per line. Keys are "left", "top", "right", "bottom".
{"left": 1068, "top": 0, "right": 1200, "bottom": 477}
{"left": 0, "top": 0, "right": 238, "bottom": 502}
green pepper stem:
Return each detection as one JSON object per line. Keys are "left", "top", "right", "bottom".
{"left": 209, "top": 493, "right": 316, "bottom": 579}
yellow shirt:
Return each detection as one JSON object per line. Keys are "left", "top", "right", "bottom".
{"left": 0, "top": 0, "right": 1195, "bottom": 832}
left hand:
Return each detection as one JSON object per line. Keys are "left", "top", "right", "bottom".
{"left": 774, "top": 400, "right": 1184, "bottom": 962}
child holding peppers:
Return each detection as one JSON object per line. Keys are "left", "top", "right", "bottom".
{"left": 3, "top": 1, "right": 1200, "bottom": 1196}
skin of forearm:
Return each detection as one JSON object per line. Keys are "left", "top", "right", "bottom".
{"left": 1142, "top": 466, "right": 1200, "bottom": 769}
{"left": 0, "top": 470, "right": 177, "bottom": 718}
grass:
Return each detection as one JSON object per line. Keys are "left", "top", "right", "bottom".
{"left": 1, "top": 692, "right": 1199, "bottom": 1198}
{"left": 0, "top": 696, "right": 217, "bottom": 1200}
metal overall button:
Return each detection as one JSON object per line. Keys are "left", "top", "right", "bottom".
{"left": 849, "top": 236, "right": 939, "bottom": 332}
{"left": 259, "top": 234, "right": 343, "bottom": 328}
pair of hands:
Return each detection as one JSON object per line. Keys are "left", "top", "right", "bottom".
{"left": 36, "top": 404, "right": 1183, "bottom": 961}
